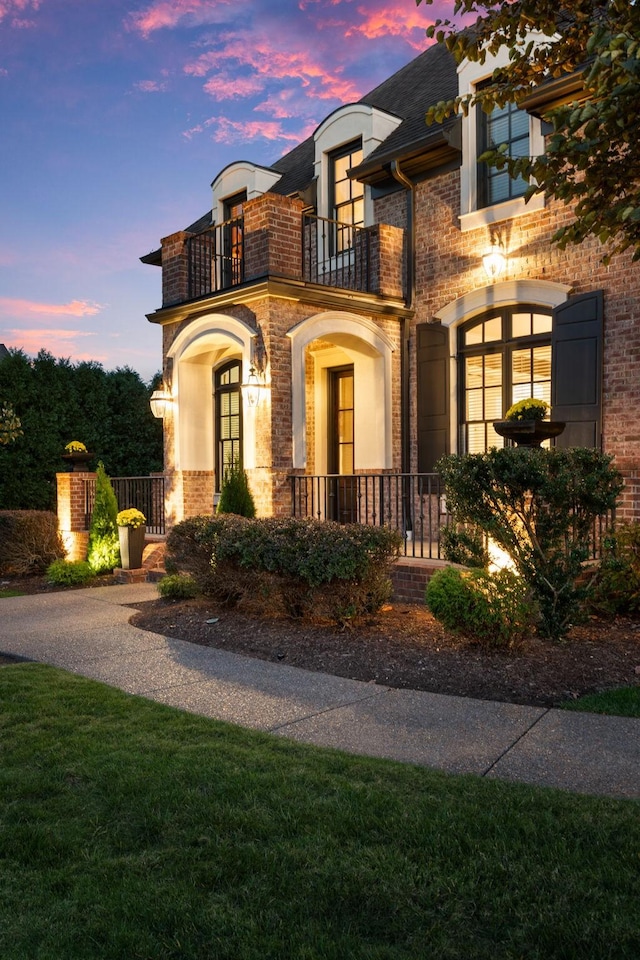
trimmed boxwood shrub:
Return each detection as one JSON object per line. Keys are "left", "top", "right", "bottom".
{"left": 426, "top": 565, "right": 535, "bottom": 647}
{"left": 157, "top": 573, "right": 200, "bottom": 600}
{"left": 46, "top": 559, "right": 95, "bottom": 587}
{"left": 0, "top": 510, "right": 65, "bottom": 575}
{"left": 165, "top": 515, "right": 402, "bottom": 624}
{"left": 590, "top": 521, "right": 640, "bottom": 615}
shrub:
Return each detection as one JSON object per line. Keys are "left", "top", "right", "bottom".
{"left": 0, "top": 510, "right": 65, "bottom": 575}
{"left": 157, "top": 574, "right": 200, "bottom": 600}
{"left": 437, "top": 447, "right": 623, "bottom": 640}
{"left": 217, "top": 463, "right": 256, "bottom": 518}
{"left": 426, "top": 566, "right": 535, "bottom": 647}
{"left": 590, "top": 521, "right": 640, "bottom": 615}
{"left": 87, "top": 462, "right": 121, "bottom": 573}
{"left": 46, "top": 559, "right": 95, "bottom": 586}
{"left": 440, "top": 525, "right": 489, "bottom": 568}
{"left": 165, "top": 515, "right": 402, "bottom": 624}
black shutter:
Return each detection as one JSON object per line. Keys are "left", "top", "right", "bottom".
{"left": 552, "top": 291, "right": 603, "bottom": 449}
{"left": 417, "top": 322, "right": 450, "bottom": 472}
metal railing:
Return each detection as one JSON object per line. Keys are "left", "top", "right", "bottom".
{"left": 290, "top": 473, "right": 449, "bottom": 559}
{"left": 83, "top": 476, "right": 166, "bottom": 535}
{"left": 187, "top": 217, "right": 244, "bottom": 299}
{"left": 302, "top": 214, "right": 372, "bottom": 292}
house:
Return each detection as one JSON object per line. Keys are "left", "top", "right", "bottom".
{"left": 142, "top": 38, "right": 640, "bottom": 538}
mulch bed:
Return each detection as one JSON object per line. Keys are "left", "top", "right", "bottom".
{"left": 2, "top": 575, "right": 640, "bottom": 708}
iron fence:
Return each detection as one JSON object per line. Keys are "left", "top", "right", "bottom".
{"left": 187, "top": 217, "right": 244, "bottom": 299}
{"left": 302, "top": 214, "right": 372, "bottom": 292}
{"left": 83, "top": 476, "right": 165, "bottom": 535}
{"left": 290, "top": 472, "right": 449, "bottom": 559}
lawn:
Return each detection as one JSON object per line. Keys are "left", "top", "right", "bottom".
{"left": 0, "top": 664, "right": 638, "bottom": 960}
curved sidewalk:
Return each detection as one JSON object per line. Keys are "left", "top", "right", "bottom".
{"left": 1, "top": 583, "right": 638, "bottom": 801}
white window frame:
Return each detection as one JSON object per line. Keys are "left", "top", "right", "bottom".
{"left": 458, "top": 41, "right": 547, "bottom": 232}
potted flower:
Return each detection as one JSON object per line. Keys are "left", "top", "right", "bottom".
{"left": 116, "top": 508, "right": 147, "bottom": 570}
{"left": 493, "top": 399, "right": 566, "bottom": 447}
{"left": 62, "top": 440, "right": 94, "bottom": 471}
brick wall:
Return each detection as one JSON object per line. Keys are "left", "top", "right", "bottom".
{"left": 160, "top": 231, "right": 191, "bottom": 306}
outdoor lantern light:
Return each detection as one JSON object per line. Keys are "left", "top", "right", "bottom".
{"left": 149, "top": 389, "right": 172, "bottom": 419}
{"left": 241, "top": 365, "right": 262, "bottom": 408}
{"left": 482, "top": 239, "right": 507, "bottom": 281}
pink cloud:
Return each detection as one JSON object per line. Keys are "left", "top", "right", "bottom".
{"left": 202, "top": 73, "right": 265, "bottom": 101}
{"left": 347, "top": 2, "right": 437, "bottom": 50}
{"left": 2, "top": 328, "right": 96, "bottom": 357}
{"left": 128, "top": 0, "right": 234, "bottom": 39}
{"left": 0, "top": 1, "right": 41, "bottom": 25}
{"left": 0, "top": 298, "right": 103, "bottom": 319}
{"left": 134, "top": 79, "right": 168, "bottom": 93}
{"left": 185, "top": 115, "right": 305, "bottom": 146}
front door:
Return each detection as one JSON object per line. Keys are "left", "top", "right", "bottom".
{"left": 328, "top": 366, "right": 355, "bottom": 522}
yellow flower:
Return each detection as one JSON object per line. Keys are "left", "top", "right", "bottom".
{"left": 117, "top": 508, "right": 146, "bottom": 528}
{"left": 65, "top": 440, "right": 87, "bottom": 453}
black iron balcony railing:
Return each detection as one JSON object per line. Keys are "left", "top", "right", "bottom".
{"left": 302, "top": 214, "right": 372, "bottom": 292}
{"left": 290, "top": 472, "right": 449, "bottom": 559}
{"left": 83, "top": 476, "right": 166, "bottom": 535}
{"left": 187, "top": 217, "right": 244, "bottom": 299}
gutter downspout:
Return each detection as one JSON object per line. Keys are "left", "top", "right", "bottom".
{"left": 390, "top": 160, "right": 415, "bottom": 482}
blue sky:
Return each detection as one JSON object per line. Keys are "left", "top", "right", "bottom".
{"left": 0, "top": 0, "right": 447, "bottom": 382}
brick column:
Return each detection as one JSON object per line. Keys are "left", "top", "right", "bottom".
{"left": 243, "top": 193, "right": 304, "bottom": 281}
{"left": 56, "top": 471, "right": 95, "bottom": 561}
{"left": 161, "top": 231, "right": 191, "bottom": 306}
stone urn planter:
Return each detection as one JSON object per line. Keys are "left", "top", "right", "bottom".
{"left": 116, "top": 509, "right": 146, "bottom": 570}
{"left": 493, "top": 419, "right": 566, "bottom": 448}
{"left": 62, "top": 451, "right": 94, "bottom": 471}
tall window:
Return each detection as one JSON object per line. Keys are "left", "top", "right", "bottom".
{"left": 215, "top": 360, "right": 242, "bottom": 491}
{"left": 477, "top": 99, "right": 529, "bottom": 208}
{"left": 459, "top": 307, "right": 552, "bottom": 453}
{"left": 222, "top": 191, "right": 245, "bottom": 287}
{"left": 329, "top": 140, "right": 363, "bottom": 252}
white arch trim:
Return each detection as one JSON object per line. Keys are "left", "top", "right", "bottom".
{"left": 287, "top": 311, "right": 396, "bottom": 469}
{"left": 166, "top": 313, "right": 258, "bottom": 473}
{"left": 435, "top": 279, "right": 573, "bottom": 328}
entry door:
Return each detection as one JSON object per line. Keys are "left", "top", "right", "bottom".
{"left": 328, "top": 366, "right": 355, "bottom": 522}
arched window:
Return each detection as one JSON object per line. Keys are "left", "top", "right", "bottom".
{"left": 459, "top": 306, "right": 552, "bottom": 453}
{"left": 214, "top": 359, "right": 242, "bottom": 490}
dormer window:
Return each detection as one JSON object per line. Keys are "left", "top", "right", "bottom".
{"left": 329, "top": 140, "right": 364, "bottom": 250}
{"left": 477, "top": 99, "right": 529, "bottom": 209}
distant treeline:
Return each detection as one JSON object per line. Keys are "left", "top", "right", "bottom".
{"left": 0, "top": 349, "right": 163, "bottom": 510}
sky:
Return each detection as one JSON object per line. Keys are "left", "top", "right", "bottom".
{"left": 0, "top": 0, "right": 450, "bottom": 383}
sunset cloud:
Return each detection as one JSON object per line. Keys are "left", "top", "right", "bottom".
{"left": 0, "top": 298, "right": 103, "bottom": 319}
{"left": 1, "top": 328, "right": 96, "bottom": 358}
{"left": 0, "top": 0, "right": 41, "bottom": 25}
{"left": 128, "top": 0, "right": 236, "bottom": 39}
{"left": 184, "top": 115, "right": 310, "bottom": 147}
{"left": 133, "top": 79, "right": 168, "bottom": 93}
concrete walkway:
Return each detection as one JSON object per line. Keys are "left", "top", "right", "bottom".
{"left": 1, "top": 583, "right": 638, "bottom": 801}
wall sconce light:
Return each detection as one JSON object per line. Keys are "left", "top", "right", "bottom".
{"left": 241, "top": 365, "right": 263, "bottom": 408}
{"left": 149, "top": 388, "right": 172, "bottom": 419}
{"left": 482, "top": 238, "right": 507, "bottom": 281}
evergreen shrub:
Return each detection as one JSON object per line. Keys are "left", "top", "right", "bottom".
{"left": 46, "top": 559, "right": 95, "bottom": 586}
{"left": 426, "top": 566, "right": 535, "bottom": 647}
{"left": 590, "top": 521, "right": 640, "bottom": 615}
{"left": 217, "top": 463, "right": 256, "bottom": 518}
{"left": 157, "top": 573, "right": 200, "bottom": 600}
{"left": 87, "top": 462, "right": 120, "bottom": 573}
{"left": 0, "top": 510, "right": 65, "bottom": 575}
{"left": 165, "top": 515, "right": 402, "bottom": 624}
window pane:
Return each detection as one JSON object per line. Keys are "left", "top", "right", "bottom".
{"left": 485, "top": 386, "right": 502, "bottom": 420}
{"left": 511, "top": 108, "right": 529, "bottom": 138}
{"left": 334, "top": 155, "right": 350, "bottom": 180}
{"left": 467, "top": 423, "right": 486, "bottom": 454}
{"left": 334, "top": 179, "right": 351, "bottom": 204}
{"left": 512, "top": 312, "right": 531, "bottom": 338}
{"left": 466, "top": 389, "right": 484, "bottom": 421}
{"left": 484, "top": 316, "right": 502, "bottom": 342}
{"left": 488, "top": 113, "right": 509, "bottom": 146}
{"left": 465, "top": 355, "right": 484, "bottom": 387}
{"left": 488, "top": 171, "right": 511, "bottom": 204}
{"left": 512, "top": 348, "right": 532, "bottom": 384}
{"left": 338, "top": 409, "right": 353, "bottom": 440}
{"left": 533, "top": 313, "right": 552, "bottom": 334}
{"left": 465, "top": 325, "right": 483, "bottom": 346}
{"left": 533, "top": 345, "right": 551, "bottom": 381}
{"left": 512, "top": 382, "right": 533, "bottom": 404}
{"left": 484, "top": 353, "right": 502, "bottom": 386}
{"left": 339, "top": 446, "right": 354, "bottom": 474}
{"left": 487, "top": 423, "right": 504, "bottom": 449}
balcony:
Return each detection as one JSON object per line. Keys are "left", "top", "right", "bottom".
{"left": 159, "top": 193, "right": 406, "bottom": 309}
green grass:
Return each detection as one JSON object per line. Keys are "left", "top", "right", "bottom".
{"left": 0, "top": 588, "right": 24, "bottom": 598}
{"left": 0, "top": 664, "right": 639, "bottom": 960}
{"left": 561, "top": 685, "right": 640, "bottom": 717}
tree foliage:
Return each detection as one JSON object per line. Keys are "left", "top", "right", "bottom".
{"left": 87, "top": 462, "right": 121, "bottom": 573}
{"left": 0, "top": 404, "right": 22, "bottom": 445}
{"left": 418, "top": 0, "right": 640, "bottom": 260}
{"left": 437, "top": 447, "right": 623, "bottom": 640}
{"left": 0, "top": 349, "right": 162, "bottom": 509}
